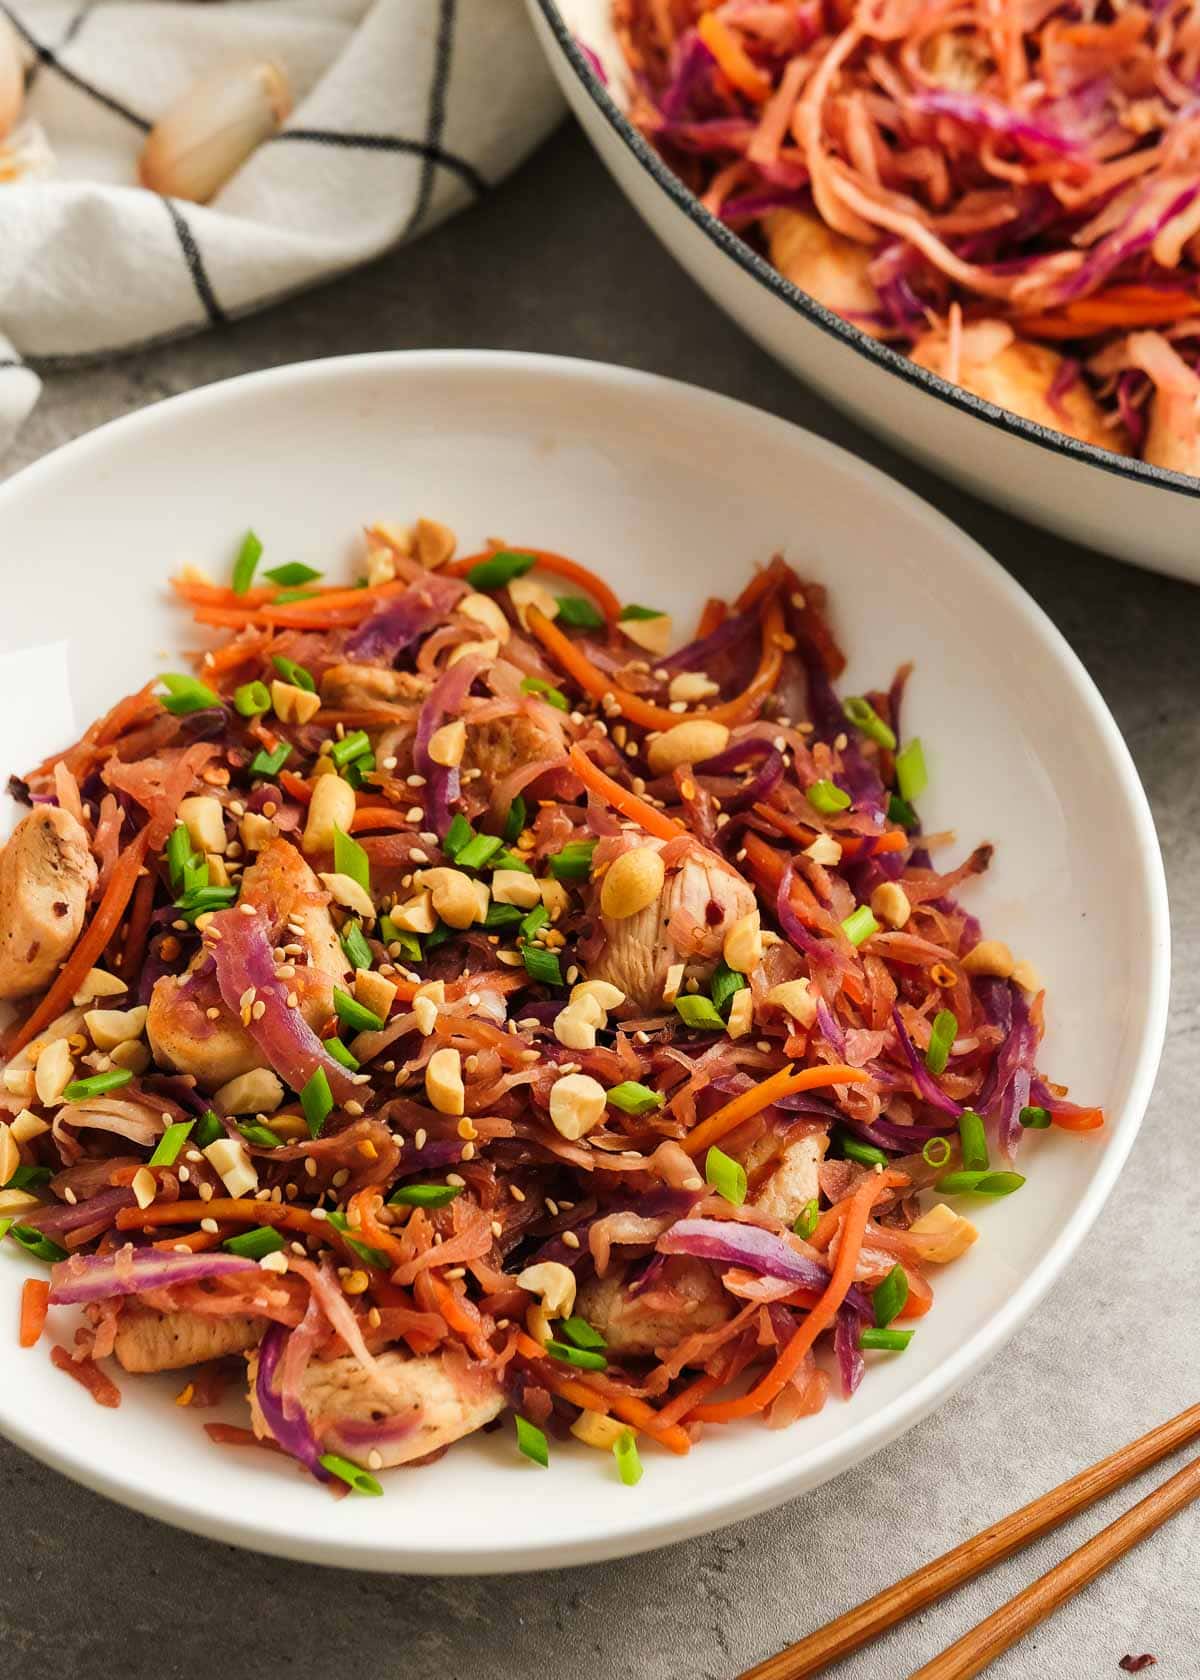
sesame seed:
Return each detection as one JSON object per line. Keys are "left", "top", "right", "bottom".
{"left": 63, "top": 1186, "right": 78, "bottom": 1205}
{"left": 304, "top": 1157, "right": 317, "bottom": 1177}
{"left": 311, "top": 1205, "right": 327, "bottom": 1220}
{"left": 414, "top": 1128, "right": 427, "bottom": 1150}
{"left": 406, "top": 774, "right": 427, "bottom": 788}
{"left": 445, "top": 1172, "right": 466, "bottom": 1188}
{"left": 200, "top": 1217, "right": 219, "bottom": 1234}
{"left": 561, "top": 1230, "right": 581, "bottom": 1249}
{"left": 332, "top": 1168, "right": 350, "bottom": 1188}
{"left": 178, "top": 1165, "right": 190, "bottom": 1184}
{"left": 239, "top": 901, "right": 257, "bottom": 917}
{"left": 510, "top": 1184, "right": 526, "bottom": 1202}
{"left": 490, "top": 1219, "right": 503, "bottom": 1238}
{"left": 444, "top": 1266, "right": 466, "bottom": 1279}
{"left": 406, "top": 806, "right": 424, "bottom": 823}
{"left": 409, "top": 847, "right": 428, "bottom": 864}
{"left": 382, "top": 756, "right": 398, "bottom": 771}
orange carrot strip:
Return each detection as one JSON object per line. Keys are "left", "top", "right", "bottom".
{"left": 448, "top": 547, "right": 622, "bottom": 620}
{"left": 683, "top": 1063, "right": 872, "bottom": 1159}
{"left": 350, "top": 807, "right": 415, "bottom": 833}
{"left": 19, "top": 1278, "right": 49, "bottom": 1348}
{"left": 696, "top": 597, "right": 727, "bottom": 638}
{"left": 6, "top": 832, "right": 150, "bottom": 1054}
{"left": 153, "top": 1229, "right": 225, "bottom": 1253}
{"left": 116, "top": 1198, "right": 362, "bottom": 1265}
{"left": 528, "top": 596, "right": 785, "bottom": 730}
{"left": 117, "top": 868, "right": 156, "bottom": 983}
{"left": 515, "top": 1332, "right": 692, "bottom": 1455}
{"left": 697, "top": 11, "right": 772, "bottom": 101}
{"left": 1049, "top": 1105, "right": 1105, "bottom": 1132}
{"left": 278, "top": 770, "right": 313, "bottom": 805}
{"left": 734, "top": 556, "right": 791, "bottom": 614}
{"left": 50, "top": 1344, "right": 121, "bottom": 1407}
{"left": 567, "top": 745, "right": 684, "bottom": 842}
{"left": 692, "top": 1172, "right": 904, "bottom": 1422}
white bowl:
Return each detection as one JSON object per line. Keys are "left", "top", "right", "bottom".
{"left": 0, "top": 351, "right": 1168, "bottom": 1573}
{"left": 529, "top": 0, "right": 1200, "bottom": 584}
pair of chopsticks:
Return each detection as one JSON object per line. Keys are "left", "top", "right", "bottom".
{"left": 740, "top": 1402, "right": 1200, "bottom": 1680}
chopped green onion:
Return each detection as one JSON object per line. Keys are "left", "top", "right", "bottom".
{"left": 1020, "top": 1105, "right": 1052, "bottom": 1129}
{"left": 322, "top": 1036, "right": 360, "bottom": 1072}
{"left": 843, "top": 696, "right": 897, "bottom": 751}
{"left": 166, "top": 822, "right": 194, "bottom": 889}
{"left": 555, "top": 595, "right": 605, "bottom": 630}
{"left": 545, "top": 1339, "right": 607, "bottom": 1371}
{"left": 618, "top": 603, "right": 664, "bottom": 621}
{"left": 300, "top": 1067, "right": 333, "bottom": 1138}
{"left": 425, "top": 922, "right": 456, "bottom": 953}
{"left": 605, "top": 1081, "right": 664, "bottom": 1117}
{"left": 264, "top": 561, "right": 322, "bottom": 587}
{"left": 318, "top": 1453, "right": 383, "bottom": 1497}
{"left": 4, "top": 1164, "right": 51, "bottom": 1191}
{"left": 238, "top": 1121, "right": 283, "bottom": 1149}
{"left": 872, "top": 1264, "right": 909, "bottom": 1328}
{"left": 340, "top": 920, "right": 374, "bottom": 971}
{"left": 837, "top": 1130, "right": 889, "bottom": 1168}
{"left": 921, "top": 1135, "right": 952, "bottom": 1169}
{"left": 958, "top": 1109, "right": 990, "bottom": 1174}
{"left": 489, "top": 848, "right": 532, "bottom": 874}
{"left": 559, "top": 1315, "right": 606, "bottom": 1350}
{"left": 62, "top": 1068, "right": 133, "bottom": 1101}
{"left": 194, "top": 1110, "right": 223, "bottom": 1149}
{"left": 323, "top": 1210, "right": 390, "bottom": 1269}
{"left": 888, "top": 793, "right": 918, "bottom": 830}
{"left": 935, "top": 1169, "right": 1026, "bottom": 1198}
{"left": 443, "top": 813, "right": 474, "bottom": 859}
{"left": 379, "top": 920, "right": 422, "bottom": 964}
{"left": 502, "top": 796, "right": 527, "bottom": 845}
{"left": 925, "top": 1009, "right": 958, "bottom": 1076}
{"left": 387, "top": 1183, "right": 463, "bottom": 1209}
{"left": 484, "top": 902, "right": 523, "bottom": 930}
{"left": 896, "top": 738, "right": 928, "bottom": 803}
{"left": 705, "top": 1144, "right": 747, "bottom": 1206}
{"left": 793, "top": 1198, "right": 819, "bottom": 1240}
{"left": 330, "top": 730, "right": 372, "bottom": 769}
{"left": 519, "top": 902, "right": 549, "bottom": 942}
{"left": 249, "top": 742, "right": 292, "bottom": 779}
{"left": 548, "top": 840, "right": 595, "bottom": 881}
{"left": 223, "top": 1225, "right": 285, "bottom": 1260}
{"left": 272, "top": 588, "right": 321, "bottom": 605}
{"left": 466, "top": 549, "right": 537, "bottom": 591}
{"left": 675, "top": 994, "right": 726, "bottom": 1032}
{"left": 176, "top": 885, "right": 238, "bottom": 922}
{"left": 860, "top": 1327, "right": 913, "bottom": 1352}
{"left": 271, "top": 654, "right": 315, "bottom": 693}
{"left": 0, "top": 1218, "right": 12, "bottom": 1245}
{"left": 841, "top": 905, "right": 879, "bottom": 947}
{"left": 807, "top": 779, "right": 851, "bottom": 815}
{"left": 520, "top": 676, "right": 568, "bottom": 712}
{"left": 522, "top": 945, "right": 563, "bottom": 987}
{"left": 158, "top": 673, "right": 221, "bottom": 716}
{"left": 8, "top": 1224, "right": 68, "bottom": 1263}
{"left": 454, "top": 833, "right": 504, "bottom": 871}
{"left": 233, "top": 680, "right": 272, "bottom": 717}
{"left": 613, "top": 1429, "right": 643, "bottom": 1487}
{"left": 149, "top": 1120, "right": 194, "bottom": 1167}
{"left": 181, "top": 852, "right": 209, "bottom": 896}
{"left": 332, "top": 825, "right": 371, "bottom": 894}
{"left": 232, "top": 530, "right": 263, "bottom": 595}
{"left": 710, "top": 959, "right": 746, "bottom": 1018}
{"left": 332, "top": 986, "right": 385, "bottom": 1035}
{"left": 514, "top": 1414, "right": 549, "bottom": 1468}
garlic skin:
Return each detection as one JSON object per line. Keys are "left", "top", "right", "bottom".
{"left": 139, "top": 61, "right": 291, "bottom": 205}
{"left": 0, "top": 17, "right": 24, "bottom": 143}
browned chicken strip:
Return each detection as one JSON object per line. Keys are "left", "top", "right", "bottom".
{"left": 114, "top": 1306, "right": 262, "bottom": 1373}
{"left": 0, "top": 807, "right": 97, "bottom": 999}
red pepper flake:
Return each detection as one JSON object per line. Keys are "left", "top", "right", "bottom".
{"left": 1119, "top": 1658, "right": 1157, "bottom": 1673}
{"left": 49, "top": 1344, "right": 121, "bottom": 1408}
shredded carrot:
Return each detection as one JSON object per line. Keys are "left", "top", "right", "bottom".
{"left": 682, "top": 1062, "right": 873, "bottom": 1158}
{"left": 697, "top": 11, "right": 773, "bottom": 101}
{"left": 1049, "top": 1105, "right": 1105, "bottom": 1132}
{"left": 567, "top": 745, "right": 684, "bottom": 842}
{"left": 695, "top": 597, "right": 727, "bottom": 638}
{"left": 117, "top": 868, "right": 156, "bottom": 983}
{"left": 447, "top": 547, "right": 622, "bottom": 621}
{"left": 515, "top": 1332, "right": 692, "bottom": 1454}
{"left": 350, "top": 807, "right": 416, "bottom": 834}
{"left": 152, "top": 1229, "right": 225, "bottom": 1253}
{"left": 346, "top": 1189, "right": 410, "bottom": 1268}
{"left": 50, "top": 1344, "right": 121, "bottom": 1407}
{"left": 1015, "top": 286, "right": 1200, "bottom": 338}
{"left": 691, "top": 1172, "right": 904, "bottom": 1422}
{"left": 734, "top": 556, "right": 791, "bottom": 614}
{"left": 204, "top": 1422, "right": 285, "bottom": 1454}
{"left": 19, "top": 1277, "right": 49, "bottom": 1348}
{"left": 528, "top": 595, "right": 786, "bottom": 731}
{"left": 116, "top": 1198, "right": 364, "bottom": 1266}
{"left": 278, "top": 770, "right": 313, "bottom": 805}
{"left": 6, "top": 831, "right": 150, "bottom": 1054}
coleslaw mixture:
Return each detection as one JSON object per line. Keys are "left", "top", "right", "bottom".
{"left": 614, "top": 0, "right": 1200, "bottom": 475}
{"left": 0, "top": 520, "right": 1102, "bottom": 1495}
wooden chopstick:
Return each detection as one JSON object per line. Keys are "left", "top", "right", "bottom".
{"left": 910, "top": 1451, "right": 1200, "bottom": 1679}
{"left": 738, "top": 1402, "right": 1200, "bottom": 1680}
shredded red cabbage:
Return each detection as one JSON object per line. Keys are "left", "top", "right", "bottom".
{"left": 49, "top": 1243, "right": 256, "bottom": 1305}
{"left": 255, "top": 1322, "right": 333, "bottom": 1482}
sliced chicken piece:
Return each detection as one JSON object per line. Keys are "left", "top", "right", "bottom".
{"left": 764, "top": 210, "right": 883, "bottom": 336}
{"left": 576, "top": 1257, "right": 730, "bottom": 1359}
{"left": 910, "top": 322, "right": 1127, "bottom": 452}
{"left": 589, "top": 836, "right": 757, "bottom": 1014}
{"left": 320, "top": 663, "right": 430, "bottom": 709}
{"left": 247, "top": 1348, "right": 504, "bottom": 1468}
{"left": 463, "top": 712, "right": 561, "bottom": 784}
{"left": 113, "top": 1306, "right": 261, "bottom": 1372}
{"left": 0, "top": 807, "right": 97, "bottom": 999}
{"left": 147, "top": 838, "right": 349, "bottom": 1090}
{"left": 750, "top": 1132, "right": 827, "bottom": 1227}
{"left": 1124, "top": 331, "right": 1200, "bottom": 476}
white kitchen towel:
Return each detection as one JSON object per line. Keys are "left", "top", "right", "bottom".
{"left": 0, "top": 0, "right": 564, "bottom": 453}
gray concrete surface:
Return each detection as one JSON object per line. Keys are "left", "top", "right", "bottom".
{"left": 2, "top": 124, "right": 1195, "bottom": 1680}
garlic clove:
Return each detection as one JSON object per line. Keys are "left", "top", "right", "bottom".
{"left": 139, "top": 60, "right": 291, "bottom": 205}
{"left": 0, "top": 17, "right": 25, "bottom": 143}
